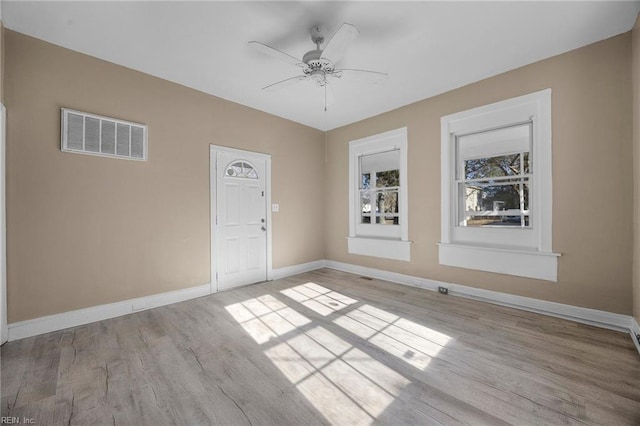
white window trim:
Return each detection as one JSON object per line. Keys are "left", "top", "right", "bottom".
{"left": 439, "top": 89, "right": 560, "bottom": 281}
{"left": 348, "top": 127, "right": 411, "bottom": 261}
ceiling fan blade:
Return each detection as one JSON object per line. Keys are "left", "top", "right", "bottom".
{"left": 334, "top": 69, "right": 388, "bottom": 84}
{"left": 248, "top": 41, "right": 302, "bottom": 66}
{"left": 262, "top": 75, "right": 308, "bottom": 91}
{"left": 320, "top": 23, "right": 359, "bottom": 64}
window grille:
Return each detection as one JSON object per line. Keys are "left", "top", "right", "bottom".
{"left": 225, "top": 161, "right": 258, "bottom": 179}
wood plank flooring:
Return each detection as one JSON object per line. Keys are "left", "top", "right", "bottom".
{"left": 2, "top": 268, "right": 639, "bottom": 425}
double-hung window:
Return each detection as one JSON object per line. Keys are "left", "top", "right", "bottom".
{"left": 359, "top": 150, "right": 400, "bottom": 232}
{"left": 439, "top": 89, "right": 560, "bottom": 281}
{"left": 455, "top": 123, "right": 535, "bottom": 246}
{"left": 348, "top": 128, "right": 410, "bottom": 261}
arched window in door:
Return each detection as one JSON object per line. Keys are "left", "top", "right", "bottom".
{"left": 225, "top": 161, "right": 258, "bottom": 179}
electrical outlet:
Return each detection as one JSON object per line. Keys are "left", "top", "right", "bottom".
{"left": 438, "top": 286, "right": 449, "bottom": 295}
{"left": 272, "top": 204, "right": 280, "bottom": 212}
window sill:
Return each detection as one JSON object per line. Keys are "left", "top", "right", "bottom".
{"left": 348, "top": 237, "right": 411, "bottom": 262}
{"left": 438, "top": 242, "right": 560, "bottom": 282}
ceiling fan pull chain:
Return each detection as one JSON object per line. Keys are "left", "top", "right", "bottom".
{"left": 324, "top": 83, "right": 327, "bottom": 112}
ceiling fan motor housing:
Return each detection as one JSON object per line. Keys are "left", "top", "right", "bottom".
{"left": 303, "top": 49, "right": 335, "bottom": 86}
{"left": 302, "top": 49, "right": 323, "bottom": 64}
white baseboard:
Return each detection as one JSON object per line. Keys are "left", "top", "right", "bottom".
{"left": 7, "top": 259, "right": 328, "bottom": 342}
{"left": 8, "top": 284, "right": 212, "bottom": 341}
{"left": 7, "top": 258, "right": 640, "bottom": 356}
{"left": 325, "top": 260, "right": 439, "bottom": 292}
{"left": 631, "top": 317, "right": 640, "bottom": 354}
{"left": 270, "top": 260, "right": 326, "bottom": 281}
{"left": 325, "top": 260, "right": 639, "bottom": 352}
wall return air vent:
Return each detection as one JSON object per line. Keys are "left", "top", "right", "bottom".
{"left": 61, "top": 108, "right": 147, "bottom": 161}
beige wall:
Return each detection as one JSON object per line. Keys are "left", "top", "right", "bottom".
{"left": 633, "top": 14, "right": 640, "bottom": 324}
{"left": 325, "top": 33, "right": 633, "bottom": 314}
{"left": 4, "top": 31, "right": 325, "bottom": 322}
{"left": 4, "top": 27, "right": 636, "bottom": 322}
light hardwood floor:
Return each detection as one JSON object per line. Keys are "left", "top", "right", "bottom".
{"left": 2, "top": 268, "right": 640, "bottom": 425}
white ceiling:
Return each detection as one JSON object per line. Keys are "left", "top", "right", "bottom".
{"left": 3, "top": 1, "right": 639, "bottom": 131}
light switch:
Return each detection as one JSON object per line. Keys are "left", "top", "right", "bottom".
{"left": 272, "top": 204, "right": 280, "bottom": 212}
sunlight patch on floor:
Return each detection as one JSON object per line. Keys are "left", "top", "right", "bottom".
{"left": 334, "top": 304, "right": 452, "bottom": 370}
{"left": 226, "top": 290, "right": 410, "bottom": 426}
{"left": 280, "top": 283, "right": 358, "bottom": 316}
{"left": 225, "top": 294, "right": 311, "bottom": 344}
{"left": 265, "top": 326, "right": 409, "bottom": 425}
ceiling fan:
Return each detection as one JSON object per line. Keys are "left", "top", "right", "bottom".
{"left": 249, "top": 23, "right": 388, "bottom": 109}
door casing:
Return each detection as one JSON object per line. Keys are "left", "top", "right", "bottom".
{"left": 210, "top": 145, "right": 272, "bottom": 293}
{"left": 1, "top": 104, "right": 7, "bottom": 344}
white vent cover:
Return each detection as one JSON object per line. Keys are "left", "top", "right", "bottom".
{"left": 61, "top": 108, "right": 147, "bottom": 161}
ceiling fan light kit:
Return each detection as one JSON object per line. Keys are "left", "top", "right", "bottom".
{"left": 249, "top": 23, "right": 388, "bottom": 108}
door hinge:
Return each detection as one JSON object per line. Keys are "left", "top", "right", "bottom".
{"left": 262, "top": 191, "right": 264, "bottom": 197}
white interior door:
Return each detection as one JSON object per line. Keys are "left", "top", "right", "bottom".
{"left": 214, "top": 149, "right": 268, "bottom": 290}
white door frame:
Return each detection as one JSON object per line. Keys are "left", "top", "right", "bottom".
{"left": 210, "top": 144, "right": 272, "bottom": 293}
{"left": 1, "top": 104, "right": 7, "bottom": 344}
